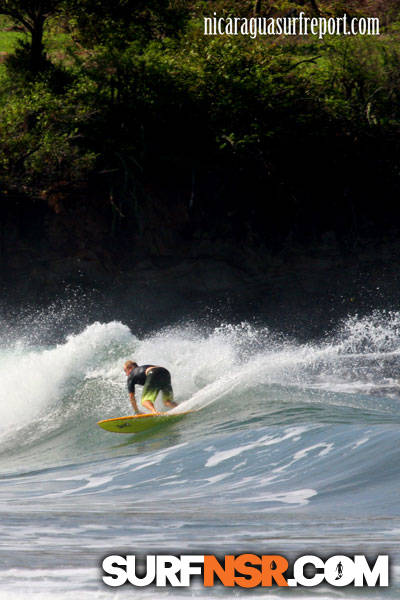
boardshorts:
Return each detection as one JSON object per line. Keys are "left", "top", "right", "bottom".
{"left": 141, "top": 367, "right": 174, "bottom": 406}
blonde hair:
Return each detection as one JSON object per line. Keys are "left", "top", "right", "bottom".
{"left": 124, "top": 360, "right": 138, "bottom": 369}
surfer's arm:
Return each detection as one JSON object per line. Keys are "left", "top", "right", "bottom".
{"left": 129, "top": 392, "right": 141, "bottom": 415}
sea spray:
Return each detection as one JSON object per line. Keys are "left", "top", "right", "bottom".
{"left": 0, "top": 321, "right": 133, "bottom": 429}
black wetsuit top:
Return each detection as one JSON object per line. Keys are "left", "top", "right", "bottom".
{"left": 127, "top": 365, "right": 155, "bottom": 393}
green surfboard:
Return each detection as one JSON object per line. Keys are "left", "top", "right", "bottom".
{"left": 97, "top": 411, "right": 194, "bottom": 434}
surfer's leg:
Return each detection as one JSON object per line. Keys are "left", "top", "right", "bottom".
{"left": 161, "top": 383, "right": 176, "bottom": 407}
{"left": 160, "top": 371, "right": 177, "bottom": 408}
{"left": 151, "top": 367, "right": 176, "bottom": 408}
{"left": 141, "top": 398, "right": 158, "bottom": 414}
{"left": 141, "top": 372, "right": 159, "bottom": 413}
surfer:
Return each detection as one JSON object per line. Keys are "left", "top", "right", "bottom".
{"left": 124, "top": 361, "right": 177, "bottom": 414}
{"left": 335, "top": 561, "right": 343, "bottom": 580}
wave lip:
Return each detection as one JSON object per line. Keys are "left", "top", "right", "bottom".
{"left": 0, "top": 321, "right": 133, "bottom": 431}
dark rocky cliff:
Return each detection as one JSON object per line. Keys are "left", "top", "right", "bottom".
{"left": 2, "top": 191, "right": 400, "bottom": 339}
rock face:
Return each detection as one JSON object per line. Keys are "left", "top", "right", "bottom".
{"left": 1, "top": 195, "right": 400, "bottom": 338}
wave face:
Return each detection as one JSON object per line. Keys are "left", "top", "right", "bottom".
{"left": 0, "top": 312, "right": 400, "bottom": 598}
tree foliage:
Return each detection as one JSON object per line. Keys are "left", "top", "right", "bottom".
{"left": 67, "top": 0, "right": 189, "bottom": 47}
{"left": 1, "top": 0, "right": 400, "bottom": 247}
{"left": 0, "top": 0, "right": 63, "bottom": 72}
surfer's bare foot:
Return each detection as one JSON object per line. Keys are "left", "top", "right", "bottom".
{"left": 164, "top": 400, "right": 177, "bottom": 408}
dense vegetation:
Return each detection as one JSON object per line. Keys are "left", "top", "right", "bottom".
{"left": 1, "top": 0, "right": 400, "bottom": 262}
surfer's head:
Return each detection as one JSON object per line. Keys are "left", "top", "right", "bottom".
{"left": 124, "top": 360, "right": 137, "bottom": 375}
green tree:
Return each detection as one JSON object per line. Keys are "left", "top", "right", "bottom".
{"left": 0, "top": 0, "right": 63, "bottom": 73}
{"left": 69, "top": 0, "right": 188, "bottom": 48}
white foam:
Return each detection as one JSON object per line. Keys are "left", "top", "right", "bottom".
{"left": 249, "top": 488, "right": 317, "bottom": 507}
{"left": 294, "top": 442, "right": 334, "bottom": 460}
{"left": 352, "top": 437, "right": 370, "bottom": 449}
{"left": 205, "top": 443, "right": 257, "bottom": 467}
{"left": 0, "top": 322, "right": 133, "bottom": 430}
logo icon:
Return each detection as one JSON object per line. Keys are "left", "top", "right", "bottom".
{"left": 335, "top": 561, "right": 343, "bottom": 581}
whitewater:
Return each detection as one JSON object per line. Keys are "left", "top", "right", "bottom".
{"left": 0, "top": 310, "right": 399, "bottom": 599}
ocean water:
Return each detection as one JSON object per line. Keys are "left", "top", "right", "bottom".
{"left": 0, "top": 310, "right": 399, "bottom": 599}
